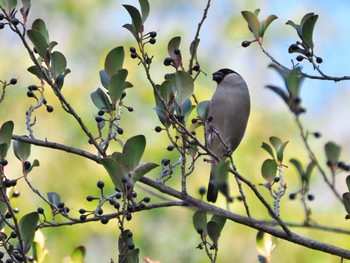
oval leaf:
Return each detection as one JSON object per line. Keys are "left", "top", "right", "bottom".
{"left": 343, "top": 192, "right": 350, "bottom": 215}
{"left": 241, "top": 10, "right": 261, "bottom": 39}
{"left": 104, "top": 46, "right": 125, "bottom": 78}
{"left": 261, "top": 159, "right": 277, "bottom": 183}
{"left": 31, "top": 19, "right": 49, "bottom": 42}
{"left": 346, "top": 176, "right": 350, "bottom": 192}
{"left": 207, "top": 221, "right": 221, "bottom": 248}
{"left": 123, "top": 135, "right": 146, "bottom": 169}
{"left": 168, "top": 71, "right": 194, "bottom": 107}
{"left": 71, "top": 245, "right": 86, "bottom": 263}
{"left": 19, "top": 212, "right": 39, "bottom": 252}
{"left": 0, "top": 121, "right": 14, "bottom": 157}
{"left": 325, "top": 141, "right": 341, "bottom": 164}
{"left": 27, "top": 29, "right": 48, "bottom": 59}
{"left": 50, "top": 51, "right": 67, "bottom": 79}
{"left": 193, "top": 210, "right": 207, "bottom": 236}
{"left": 132, "top": 162, "right": 159, "bottom": 183}
{"left": 47, "top": 192, "right": 61, "bottom": 205}
{"left": 90, "top": 88, "right": 112, "bottom": 111}
{"left": 13, "top": 139, "right": 31, "bottom": 161}
{"left": 197, "top": 100, "right": 210, "bottom": 119}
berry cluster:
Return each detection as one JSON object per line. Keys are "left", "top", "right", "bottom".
{"left": 288, "top": 42, "right": 323, "bottom": 64}
{"left": 26, "top": 85, "right": 54, "bottom": 113}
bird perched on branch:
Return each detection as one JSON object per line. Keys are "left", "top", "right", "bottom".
{"left": 205, "top": 68, "right": 250, "bottom": 203}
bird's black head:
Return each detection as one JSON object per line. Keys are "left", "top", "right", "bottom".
{"left": 212, "top": 68, "right": 238, "bottom": 84}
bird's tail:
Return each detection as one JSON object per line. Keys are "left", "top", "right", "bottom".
{"left": 206, "top": 161, "right": 230, "bottom": 203}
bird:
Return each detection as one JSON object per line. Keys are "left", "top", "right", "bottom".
{"left": 205, "top": 68, "right": 250, "bottom": 203}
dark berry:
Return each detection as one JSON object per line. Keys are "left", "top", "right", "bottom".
{"left": 129, "top": 47, "right": 136, "bottom": 53}
{"left": 121, "top": 91, "right": 127, "bottom": 99}
{"left": 117, "top": 127, "right": 124, "bottom": 134}
{"left": 199, "top": 187, "right": 206, "bottom": 196}
{"left": 5, "top": 212, "right": 12, "bottom": 219}
{"left": 46, "top": 105, "right": 54, "bottom": 113}
{"left": 130, "top": 52, "right": 138, "bottom": 59}
{"left": 289, "top": 193, "right": 296, "bottom": 200}
{"left": 289, "top": 44, "right": 298, "bottom": 51}
{"left": 241, "top": 41, "right": 251, "bottom": 47}
{"left": 167, "top": 145, "right": 175, "bottom": 151}
{"left": 191, "top": 118, "right": 198, "bottom": 124}
{"left": 37, "top": 207, "right": 44, "bottom": 214}
{"left": 0, "top": 23, "right": 4, "bottom": 29}
{"left": 0, "top": 13, "right": 4, "bottom": 20}
{"left": 95, "top": 116, "right": 104, "bottom": 123}
{"left": 28, "top": 85, "right": 38, "bottom": 91}
{"left": 86, "top": 195, "right": 94, "bottom": 201}
{"left": 97, "top": 208, "right": 103, "bottom": 215}
{"left": 12, "top": 18, "right": 19, "bottom": 26}
{"left": 79, "top": 208, "right": 86, "bottom": 214}
{"left": 316, "top": 57, "right": 323, "bottom": 64}
{"left": 155, "top": 126, "right": 162, "bottom": 133}
{"left": 100, "top": 216, "right": 109, "bottom": 224}
{"left": 24, "top": 161, "right": 31, "bottom": 170}
{"left": 149, "top": 38, "right": 156, "bottom": 44}
{"left": 143, "top": 197, "right": 151, "bottom": 203}
{"left": 0, "top": 251, "right": 3, "bottom": 258}
{"left": 196, "top": 227, "right": 203, "bottom": 234}
{"left": 126, "top": 213, "right": 132, "bottom": 221}
{"left": 149, "top": 31, "right": 157, "bottom": 38}
{"left": 57, "top": 202, "right": 65, "bottom": 209}
{"left": 10, "top": 231, "right": 17, "bottom": 239}
{"left": 132, "top": 191, "right": 137, "bottom": 198}
{"left": 296, "top": 55, "right": 304, "bottom": 62}
{"left": 10, "top": 78, "right": 17, "bottom": 85}
{"left": 27, "top": 90, "right": 35, "bottom": 97}
{"left": 4, "top": 179, "right": 12, "bottom": 188}
{"left": 174, "top": 48, "right": 181, "bottom": 55}
{"left": 98, "top": 110, "right": 104, "bottom": 116}
{"left": 307, "top": 194, "right": 314, "bottom": 201}
{"left": 115, "top": 192, "right": 122, "bottom": 199}
{"left": 127, "top": 106, "right": 134, "bottom": 112}
{"left": 128, "top": 243, "right": 135, "bottom": 250}
{"left": 145, "top": 57, "right": 152, "bottom": 64}
{"left": 162, "top": 158, "right": 170, "bottom": 166}
{"left": 80, "top": 214, "right": 87, "bottom": 221}
{"left": 313, "top": 132, "right": 321, "bottom": 138}
{"left": 1, "top": 159, "right": 8, "bottom": 166}
{"left": 192, "top": 64, "right": 200, "bottom": 72}
{"left": 274, "top": 177, "right": 280, "bottom": 183}
{"left": 114, "top": 202, "right": 120, "bottom": 209}
{"left": 163, "top": 57, "right": 173, "bottom": 66}
{"left": 97, "top": 180, "right": 105, "bottom": 189}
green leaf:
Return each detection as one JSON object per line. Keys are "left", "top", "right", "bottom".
{"left": 32, "top": 230, "right": 47, "bottom": 263}
{"left": 301, "top": 13, "right": 318, "bottom": 49}
{"left": 18, "top": 212, "right": 39, "bottom": 252}
{"left": 0, "top": 121, "right": 14, "bottom": 158}
{"left": 153, "top": 104, "right": 170, "bottom": 128}
{"left": 71, "top": 245, "right": 86, "bottom": 263}
{"left": 196, "top": 100, "right": 210, "bottom": 119}
{"left": 21, "top": 0, "right": 31, "bottom": 15}
{"left": 207, "top": 221, "right": 221, "bottom": 248}
{"left": 261, "top": 142, "right": 275, "bottom": 160}
{"left": 210, "top": 215, "right": 226, "bottom": 232}
{"left": 132, "top": 162, "right": 158, "bottom": 183}
{"left": 90, "top": 88, "right": 112, "bottom": 111}
{"left": 123, "top": 135, "right": 146, "bottom": 169}
{"left": 50, "top": 51, "right": 67, "bottom": 79}
{"left": 276, "top": 141, "right": 288, "bottom": 163}
{"left": 47, "top": 192, "right": 61, "bottom": 205}
{"left": 168, "top": 71, "right": 194, "bottom": 107}
{"left": 27, "top": 29, "right": 48, "bottom": 59}
{"left": 346, "top": 176, "right": 350, "bottom": 192}
{"left": 100, "top": 157, "right": 129, "bottom": 190}
{"left": 193, "top": 210, "right": 207, "bottom": 236}
{"left": 139, "top": 0, "right": 149, "bottom": 23}
{"left": 286, "top": 67, "right": 303, "bottom": 99}
{"left": 189, "top": 38, "right": 200, "bottom": 61}
{"left": 304, "top": 161, "right": 316, "bottom": 185}
{"left": 108, "top": 69, "right": 131, "bottom": 103}
{"left": 290, "top": 158, "right": 304, "bottom": 177}
{"left": 269, "top": 136, "right": 282, "bottom": 150}
{"left": 156, "top": 80, "right": 173, "bottom": 103}
{"left": 31, "top": 19, "right": 49, "bottom": 42}
{"left": 13, "top": 139, "right": 31, "bottom": 161}
{"left": 241, "top": 11, "right": 261, "bottom": 39}
{"left": 99, "top": 70, "right": 110, "bottom": 89}
{"left": 123, "top": 23, "right": 138, "bottom": 40}
{"left": 104, "top": 46, "right": 125, "bottom": 78}
{"left": 261, "top": 159, "right": 277, "bottom": 183}
{"left": 260, "top": 15, "right": 278, "bottom": 37}
{"left": 325, "top": 141, "right": 341, "bottom": 164}
{"left": 265, "top": 85, "right": 289, "bottom": 105}
{"left": 56, "top": 68, "right": 71, "bottom": 90}
{"left": 118, "top": 229, "right": 134, "bottom": 255}
{"left": 123, "top": 4, "right": 142, "bottom": 34}
{"left": 27, "top": 65, "right": 45, "bottom": 80}
{"left": 343, "top": 192, "right": 350, "bottom": 215}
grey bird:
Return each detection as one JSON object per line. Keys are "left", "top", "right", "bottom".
{"left": 205, "top": 68, "right": 250, "bottom": 203}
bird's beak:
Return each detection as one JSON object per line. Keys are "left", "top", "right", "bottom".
{"left": 212, "top": 71, "right": 224, "bottom": 83}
